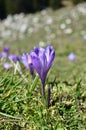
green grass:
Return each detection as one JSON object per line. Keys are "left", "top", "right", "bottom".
{"left": 0, "top": 3, "right": 86, "bottom": 130}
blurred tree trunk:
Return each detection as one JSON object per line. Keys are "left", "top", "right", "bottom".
{"left": 49, "top": 0, "right": 62, "bottom": 9}
{"left": 0, "top": 0, "right": 6, "bottom": 19}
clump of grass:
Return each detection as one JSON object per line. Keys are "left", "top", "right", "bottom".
{"left": 0, "top": 61, "right": 86, "bottom": 129}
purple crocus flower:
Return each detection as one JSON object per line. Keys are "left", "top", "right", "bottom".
{"left": 1, "top": 52, "right": 8, "bottom": 58}
{"left": 3, "top": 62, "right": 11, "bottom": 70}
{"left": 9, "top": 54, "right": 21, "bottom": 63}
{"left": 0, "top": 47, "right": 10, "bottom": 59}
{"left": 68, "top": 52, "right": 76, "bottom": 61}
{"left": 30, "top": 45, "right": 55, "bottom": 98}
{"left": 3, "top": 47, "right": 10, "bottom": 54}
{"left": 0, "top": 47, "right": 10, "bottom": 58}
{"left": 21, "top": 53, "right": 34, "bottom": 75}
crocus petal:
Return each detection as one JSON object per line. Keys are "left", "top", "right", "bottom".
{"left": 3, "top": 63, "right": 11, "bottom": 70}
{"left": 31, "top": 55, "right": 46, "bottom": 84}
{"left": 1, "top": 52, "right": 8, "bottom": 58}
{"left": 45, "top": 46, "right": 55, "bottom": 71}
{"left": 21, "top": 53, "right": 29, "bottom": 68}
{"left": 32, "top": 47, "right": 47, "bottom": 69}
{"left": 3, "top": 47, "right": 10, "bottom": 54}
{"left": 34, "top": 47, "right": 45, "bottom": 57}
{"left": 30, "top": 53, "right": 42, "bottom": 76}
{"left": 9, "top": 54, "right": 21, "bottom": 62}
{"left": 68, "top": 53, "right": 76, "bottom": 61}
{"left": 31, "top": 48, "right": 47, "bottom": 82}
{"left": 21, "top": 53, "right": 34, "bottom": 75}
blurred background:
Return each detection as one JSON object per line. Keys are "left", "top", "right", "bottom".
{"left": 0, "top": 0, "right": 86, "bottom": 51}
{"left": 0, "top": 0, "right": 86, "bottom": 20}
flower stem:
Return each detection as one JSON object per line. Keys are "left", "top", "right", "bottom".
{"left": 47, "top": 86, "right": 51, "bottom": 108}
{"left": 42, "top": 83, "right": 46, "bottom": 99}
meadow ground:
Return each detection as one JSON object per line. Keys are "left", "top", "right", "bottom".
{"left": 0, "top": 3, "right": 86, "bottom": 130}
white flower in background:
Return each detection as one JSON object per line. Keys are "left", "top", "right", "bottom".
{"left": 39, "top": 41, "right": 45, "bottom": 47}
{"left": 0, "top": 40, "right": 3, "bottom": 45}
{"left": 77, "top": 4, "right": 86, "bottom": 15}
{"left": 19, "top": 24, "right": 27, "bottom": 33}
{"left": 13, "top": 13, "right": 24, "bottom": 21}
{"left": 3, "top": 15, "right": 13, "bottom": 27}
{"left": 44, "top": 26, "right": 51, "bottom": 33}
{"left": 60, "top": 23, "right": 66, "bottom": 29}
{"left": 46, "top": 17, "right": 53, "bottom": 25}
{"left": 65, "top": 18, "right": 71, "bottom": 24}
{"left": 70, "top": 10, "right": 79, "bottom": 20}
{"left": 1, "top": 30, "right": 12, "bottom": 38}
{"left": 0, "top": 3, "right": 85, "bottom": 42}
{"left": 28, "top": 27, "right": 34, "bottom": 34}
{"left": 32, "top": 17, "right": 39, "bottom": 23}
{"left": 64, "top": 28, "right": 72, "bottom": 34}
{"left": 41, "top": 10, "right": 47, "bottom": 15}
